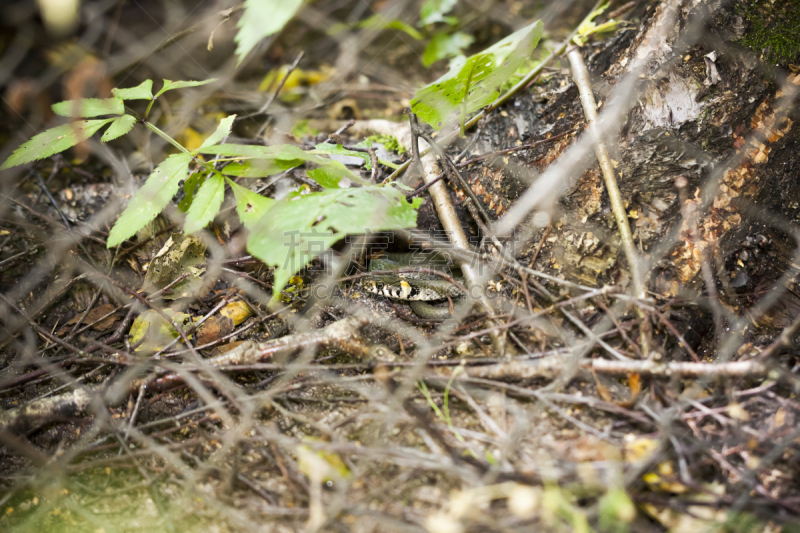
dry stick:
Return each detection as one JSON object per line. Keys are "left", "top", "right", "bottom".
{"left": 321, "top": 119, "right": 355, "bottom": 144}
{"left": 251, "top": 51, "right": 306, "bottom": 137}
{"left": 412, "top": 121, "right": 493, "bottom": 226}
{"left": 407, "top": 113, "right": 505, "bottom": 355}
{"left": 384, "top": 0, "right": 605, "bottom": 184}
{"left": 758, "top": 307, "right": 800, "bottom": 360}
{"left": 567, "top": 47, "right": 650, "bottom": 358}
{"left": 450, "top": 354, "right": 770, "bottom": 382}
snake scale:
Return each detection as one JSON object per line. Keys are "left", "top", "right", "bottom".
{"left": 362, "top": 252, "right": 465, "bottom": 320}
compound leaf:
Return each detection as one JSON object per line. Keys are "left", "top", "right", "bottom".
{"left": 107, "top": 153, "right": 193, "bottom": 247}
{"left": 1, "top": 118, "right": 115, "bottom": 170}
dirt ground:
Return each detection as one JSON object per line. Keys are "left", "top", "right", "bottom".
{"left": 1, "top": 0, "right": 800, "bottom": 531}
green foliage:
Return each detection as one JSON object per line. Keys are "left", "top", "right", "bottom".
{"left": 364, "top": 134, "right": 406, "bottom": 155}
{"left": 203, "top": 143, "right": 367, "bottom": 184}
{"left": 357, "top": 14, "right": 422, "bottom": 39}
{"left": 312, "top": 143, "right": 399, "bottom": 170}
{"left": 597, "top": 488, "right": 635, "bottom": 532}
{"left": 573, "top": 3, "right": 619, "bottom": 46}
{"left": 101, "top": 115, "right": 137, "bottom": 142}
{"left": 411, "top": 20, "right": 542, "bottom": 130}
{"left": 178, "top": 172, "right": 206, "bottom": 212}
{"left": 52, "top": 97, "right": 124, "bottom": 117}
{"left": 291, "top": 120, "right": 319, "bottom": 138}
{"left": 221, "top": 159, "right": 302, "bottom": 178}
{"left": 422, "top": 31, "right": 474, "bottom": 66}
{"left": 198, "top": 114, "right": 235, "bottom": 149}
{"left": 248, "top": 187, "right": 421, "bottom": 301}
{"left": 0, "top": 118, "right": 115, "bottom": 169}
{"left": 112, "top": 80, "right": 153, "bottom": 100}
{"left": 542, "top": 485, "right": 590, "bottom": 533}
{"left": 1, "top": 78, "right": 421, "bottom": 302}
{"left": 419, "top": 0, "right": 457, "bottom": 26}
{"left": 227, "top": 179, "right": 274, "bottom": 229}
{"left": 153, "top": 78, "right": 218, "bottom": 99}
{"left": 1, "top": 77, "right": 222, "bottom": 172}
{"left": 107, "top": 153, "right": 193, "bottom": 247}
{"left": 235, "top": 0, "right": 303, "bottom": 64}
{"left": 184, "top": 173, "right": 225, "bottom": 234}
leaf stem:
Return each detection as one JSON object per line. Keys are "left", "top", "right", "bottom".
{"left": 142, "top": 120, "right": 231, "bottom": 182}
{"left": 142, "top": 121, "right": 191, "bottom": 155}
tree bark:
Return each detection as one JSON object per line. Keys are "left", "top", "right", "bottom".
{"left": 435, "top": 0, "right": 800, "bottom": 353}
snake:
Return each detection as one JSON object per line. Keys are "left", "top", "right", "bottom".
{"left": 362, "top": 252, "right": 465, "bottom": 320}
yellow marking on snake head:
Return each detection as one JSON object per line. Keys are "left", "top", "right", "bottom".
{"left": 400, "top": 280, "right": 412, "bottom": 299}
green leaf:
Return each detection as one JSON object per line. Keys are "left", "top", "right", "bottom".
{"left": 51, "top": 98, "right": 124, "bottom": 118}
{"left": 154, "top": 78, "right": 218, "bottom": 99}
{"left": 198, "top": 114, "right": 236, "bottom": 150}
{"left": 247, "top": 186, "right": 419, "bottom": 301}
{"left": 204, "top": 143, "right": 364, "bottom": 183}
{"left": 573, "top": 3, "right": 618, "bottom": 47}
{"left": 178, "top": 172, "right": 207, "bottom": 212}
{"left": 107, "top": 153, "right": 193, "bottom": 247}
{"left": 199, "top": 143, "right": 311, "bottom": 160}
{"left": 312, "top": 143, "right": 399, "bottom": 170}
{"left": 112, "top": 80, "right": 154, "bottom": 101}
{"left": 422, "top": 32, "right": 474, "bottom": 66}
{"left": 227, "top": 178, "right": 274, "bottom": 229}
{"left": 311, "top": 143, "right": 374, "bottom": 169}
{"left": 235, "top": 0, "right": 303, "bottom": 65}
{"left": 0, "top": 118, "right": 115, "bottom": 170}
{"left": 222, "top": 159, "right": 302, "bottom": 178}
{"left": 357, "top": 15, "right": 423, "bottom": 39}
{"left": 184, "top": 174, "right": 225, "bottom": 234}
{"left": 101, "top": 114, "right": 137, "bottom": 142}
{"left": 419, "top": 0, "right": 457, "bottom": 26}
{"left": 411, "top": 20, "right": 542, "bottom": 130}
{"left": 307, "top": 164, "right": 354, "bottom": 188}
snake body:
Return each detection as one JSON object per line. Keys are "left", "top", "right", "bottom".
{"left": 363, "top": 252, "right": 464, "bottom": 320}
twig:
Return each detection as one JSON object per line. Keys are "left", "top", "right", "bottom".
{"left": 251, "top": 51, "right": 306, "bottom": 138}
{"left": 449, "top": 354, "right": 770, "bottom": 381}
{"left": 0, "top": 316, "right": 394, "bottom": 433}
{"left": 567, "top": 47, "right": 650, "bottom": 357}
{"left": 321, "top": 119, "right": 356, "bottom": 144}
{"left": 406, "top": 112, "right": 504, "bottom": 354}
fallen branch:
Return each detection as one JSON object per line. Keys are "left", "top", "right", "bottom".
{"left": 0, "top": 316, "right": 390, "bottom": 433}
{"left": 450, "top": 355, "right": 770, "bottom": 381}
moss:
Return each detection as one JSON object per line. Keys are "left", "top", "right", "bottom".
{"left": 736, "top": 0, "right": 800, "bottom": 64}
{"left": 365, "top": 134, "right": 407, "bottom": 154}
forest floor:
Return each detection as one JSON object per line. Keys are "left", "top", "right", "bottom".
{"left": 1, "top": 1, "right": 799, "bottom": 532}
